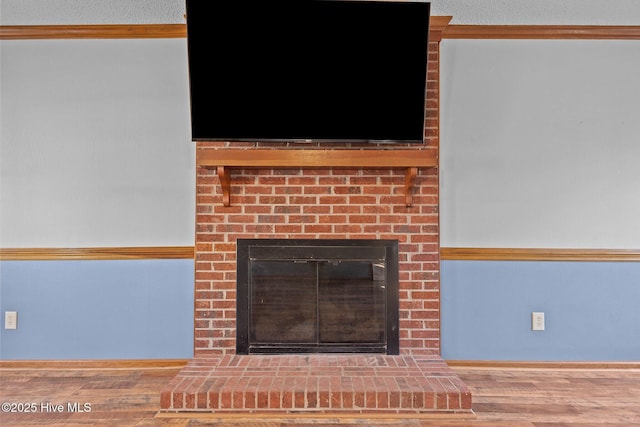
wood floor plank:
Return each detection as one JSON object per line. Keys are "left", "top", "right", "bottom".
{"left": 1, "top": 366, "right": 639, "bottom": 426}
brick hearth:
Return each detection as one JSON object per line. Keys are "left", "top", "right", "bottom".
{"left": 160, "top": 354, "right": 471, "bottom": 414}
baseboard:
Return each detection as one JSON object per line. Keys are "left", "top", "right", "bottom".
{"left": 3, "top": 358, "right": 638, "bottom": 370}
{"left": 446, "top": 360, "right": 640, "bottom": 369}
{"left": 0, "top": 359, "right": 190, "bottom": 369}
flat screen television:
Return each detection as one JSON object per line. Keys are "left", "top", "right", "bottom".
{"left": 185, "top": 0, "right": 431, "bottom": 144}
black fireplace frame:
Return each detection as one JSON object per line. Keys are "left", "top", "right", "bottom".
{"left": 236, "top": 239, "right": 399, "bottom": 355}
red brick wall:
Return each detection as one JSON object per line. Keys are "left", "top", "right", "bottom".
{"left": 193, "top": 41, "right": 441, "bottom": 357}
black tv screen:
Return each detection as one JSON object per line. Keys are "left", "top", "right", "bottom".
{"left": 185, "top": 0, "right": 431, "bottom": 144}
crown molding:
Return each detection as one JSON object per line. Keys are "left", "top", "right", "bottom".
{"left": 444, "top": 24, "right": 640, "bottom": 40}
{"left": 4, "top": 21, "right": 638, "bottom": 40}
{"left": 0, "top": 24, "right": 185, "bottom": 40}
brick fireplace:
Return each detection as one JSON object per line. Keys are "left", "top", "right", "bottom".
{"left": 160, "top": 16, "right": 472, "bottom": 416}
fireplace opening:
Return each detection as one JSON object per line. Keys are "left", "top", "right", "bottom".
{"left": 236, "top": 239, "right": 399, "bottom": 355}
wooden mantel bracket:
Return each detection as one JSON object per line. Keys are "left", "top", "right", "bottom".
{"left": 216, "top": 166, "right": 231, "bottom": 207}
{"left": 405, "top": 167, "right": 418, "bottom": 207}
{"left": 198, "top": 149, "right": 438, "bottom": 207}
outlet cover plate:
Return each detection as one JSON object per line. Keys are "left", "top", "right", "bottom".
{"left": 5, "top": 311, "right": 17, "bottom": 329}
{"left": 532, "top": 311, "right": 545, "bottom": 331}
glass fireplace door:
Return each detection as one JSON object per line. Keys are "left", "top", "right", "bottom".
{"left": 250, "top": 261, "right": 318, "bottom": 344}
{"left": 237, "top": 239, "right": 399, "bottom": 354}
{"left": 249, "top": 260, "right": 387, "bottom": 352}
{"left": 317, "top": 261, "right": 386, "bottom": 345}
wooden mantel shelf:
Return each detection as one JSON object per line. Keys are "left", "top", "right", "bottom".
{"left": 197, "top": 149, "right": 438, "bottom": 207}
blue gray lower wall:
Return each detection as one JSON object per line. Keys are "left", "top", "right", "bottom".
{"left": 0, "top": 260, "right": 194, "bottom": 360}
{"left": 2, "top": 258, "right": 639, "bottom": 361}
{"left": 441, "top": 260, "right": 640, "bottom": 361}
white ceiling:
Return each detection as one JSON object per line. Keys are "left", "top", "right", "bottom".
{"left": 1, "top": 0, "right": 640, "bottom": 26}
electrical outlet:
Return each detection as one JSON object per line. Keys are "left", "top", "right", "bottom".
{"left": 5, "top": 311, "right": 18, "bottom": 329}
{"left": 531, "top": 312, "right": 545, "bottom": 331}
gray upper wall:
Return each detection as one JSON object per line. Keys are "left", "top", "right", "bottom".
{"left": 1, "top": 0, "right": 640, "bottom": 26}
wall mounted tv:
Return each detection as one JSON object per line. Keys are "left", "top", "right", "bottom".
{"left": 185, "top": 0, "right": 431, "bottom": 144}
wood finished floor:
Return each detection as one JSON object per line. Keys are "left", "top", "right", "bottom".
{"left": 1, "top": 365, "right": 639, "bottom": 426}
